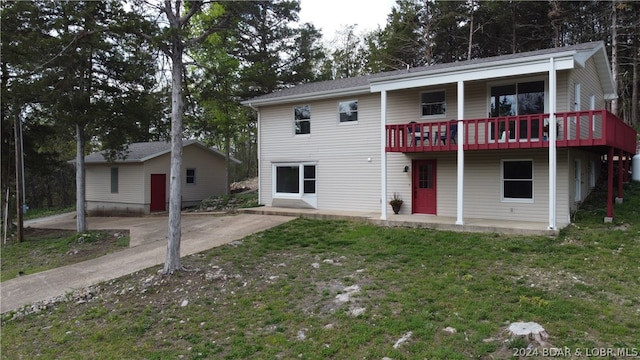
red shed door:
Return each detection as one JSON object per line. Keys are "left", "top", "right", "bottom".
{"left": 412, "top": 160, "right": 437, "bottom": 215}
{"left": 150, "top": 174, "right": 166, "bottom": 212}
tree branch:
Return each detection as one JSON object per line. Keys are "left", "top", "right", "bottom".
{"left": 179, "top": 1, "right": 203, "bottom": 26}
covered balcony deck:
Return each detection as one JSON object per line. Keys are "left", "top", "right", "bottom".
{"left": 386, "top": 110, "right": 637, "bottom": 154}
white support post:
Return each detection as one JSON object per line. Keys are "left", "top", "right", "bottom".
{"left": 548, "top": 58, "right": 557, "bottom": 230}
{"left": 456, "top": 81, "right": 464, "bottom": 225}
{"left": 380, "top": 90, "right": 388, "bottom": 220}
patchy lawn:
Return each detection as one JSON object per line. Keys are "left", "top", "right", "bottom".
{"left": 1, "top": 228, "right": 129, "bottom": 282}
{"left": 1, "top": 183, "right": 639, "bottom": 359}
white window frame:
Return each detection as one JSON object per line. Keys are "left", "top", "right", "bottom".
{"left": 294, "top": 105, "right": 311, "bottom": 136}
{"left": 338, "top": 99, "right": 358, "bottom": 125}
{"left": 419, "top": 89, "right": 446, "bottom": 119}
{"left": 501, "top": 159, "right": 534, "bottom": 203}
{"left": 272, "top": 162, "right": 318, "bottom": 207}
{"left": 186, "top": 168, "right": 196, "bottom": 185}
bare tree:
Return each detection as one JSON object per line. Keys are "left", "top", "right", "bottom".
{"left": 611, "top": 0, "right": 619, "bottom": 116}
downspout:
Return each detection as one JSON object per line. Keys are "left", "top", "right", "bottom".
{"left": 548, "top": 58, "right": 557, "bottom": 230}
{"left": 456, "top": 80, "right": 464, "bottom": 225}
{"left": 248, "top": 102, "right": 261, "bottom": 206}
{"left": 380, "top": 90, "right": 388, "bottom": 220}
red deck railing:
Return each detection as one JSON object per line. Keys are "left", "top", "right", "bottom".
{"left": 385, "top": 110, "right": 637, "bottom": 154}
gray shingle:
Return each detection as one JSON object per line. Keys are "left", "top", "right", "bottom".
{"left": 245, "top": 42, "right": 602, "bottom": 104}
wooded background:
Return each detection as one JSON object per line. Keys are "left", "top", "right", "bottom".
{"left": 2, "top": 0, "right": 638, "bottom": 218}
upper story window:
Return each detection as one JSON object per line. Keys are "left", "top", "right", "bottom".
{"left": 490, "top": 81, "right": 544, "bottom": 117}
{"left": 294, "top": 105, "right": 311, "bottom": 135}
{"left": 338, "top": 100, "right": 358, "bottom": 123}
{"left": 420, "top": 90, "right": 446, "bottom": 117}
{"left": 186, "top": 168, "right": 196, "bottom": 184}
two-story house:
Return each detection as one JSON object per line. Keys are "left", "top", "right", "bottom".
{"left": 243, "top": 42, "right": 637, "bottom": 232}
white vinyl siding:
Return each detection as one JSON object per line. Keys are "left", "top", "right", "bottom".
{"left": 462, "top": 150, "right": 552, "bottom": 224}
{"left": 259, "top": 93, "right": 381, "bottom": 211}
{"left": 86, "top": 163, "right": 145, "bottom": 205}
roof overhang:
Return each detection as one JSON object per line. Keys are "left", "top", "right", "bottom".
{"left": 83, "top": 140, "right": 241, "bottom": 165}
{"left": 242, "top": 86, "right": 371, "bottom": 108}
{"left": 370, "top": 53, "right": 576, "bottom": 92}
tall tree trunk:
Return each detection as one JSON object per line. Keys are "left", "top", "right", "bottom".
{"left": 632, "top": 18, "right": 638, "bottom": 127}
{"left": 467, "top": 0, "right": 473, "bottom": 61}
{"left": 164, "top": 40, "right": 185, "bottom": 274}
{"left": 14, "top": 107, "right": 24, "bottom": 242}
{"left": 611, "top": 0, "right": 619, "bottom": 116}
{"left": 225, "top": 133, "right": 231, "bottom": 195}
{"left": 76, "top": 123, "right": 86, "bottom": 233}
{"left": 511, "top": 2, "right": 517, "bottom": 54}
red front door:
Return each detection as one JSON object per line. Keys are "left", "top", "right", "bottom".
{"left": 150, "top": 174, "right": 166, "bottom": 212}
{"left": 412, "top": 160, "right": 437, "bottom": 214}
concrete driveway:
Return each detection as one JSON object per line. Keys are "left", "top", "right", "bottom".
{"left": 1, "top": 213, "right": 294, "bottom": 314}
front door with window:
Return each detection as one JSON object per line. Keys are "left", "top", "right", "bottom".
{"left": 412, "top": 159, "right": 437, "bottom": 214}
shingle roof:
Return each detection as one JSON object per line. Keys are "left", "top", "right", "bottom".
{"left": 244, "top": 41, "right": 604, "bottom": 105}
{"left": 83, "top": 140, "right": 240, "bottom": 164}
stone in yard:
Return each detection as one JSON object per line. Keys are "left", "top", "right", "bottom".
{"left": 393, "top": 331, "right": 413, "bottom": 349}
{"left": 443, "top": 326, "right": 457, "bottom": 334}
{"left": 507, "top": 322, "right": 550, "bottom": 347}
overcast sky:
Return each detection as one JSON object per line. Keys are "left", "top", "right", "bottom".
{"left": 298, "top": 0, "right": 396, "bottom": 42}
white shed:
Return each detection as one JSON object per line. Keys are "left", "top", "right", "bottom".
{"left": 83, "top": 140, "right": 239, "bottom": 215}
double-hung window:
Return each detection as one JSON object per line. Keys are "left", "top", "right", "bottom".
{"left": 420, "top": 90, "right": 446, "bottom": 117}
{"left": 294, "top": 105, "right": 311, "bottom": 135}
{"left": 338, "top": 100, "right": 358, "bottom": 123}
{"left": 502, "top": 160, "right": 533, "bottom": 202}
{"left": 186, "top": 168, "right": 196, "bottom": 184}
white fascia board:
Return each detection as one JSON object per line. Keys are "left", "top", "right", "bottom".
{"left": 242, "top": 86, "right": 370, "bottom": 107}
{"left": 370, "top": 56, "right": 575, "bottom": 92}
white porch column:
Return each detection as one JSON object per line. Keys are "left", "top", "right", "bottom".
{"left": 456, "top": 80, "right": 465, "bottom": 225}
{"left": 380, "top": 90, "right": 388, "bottom": 220}
{"left": 548, "top": 58, "right": 557, "bottom": 230}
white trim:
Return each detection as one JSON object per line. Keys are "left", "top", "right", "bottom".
{"left": 293, "top": 104, "right": 311, "bottom": 136}
{"left": 419, "top": 89, "right": 447, "bottom": 119}
{"left": 337, "top": 99, "right": 359, "bottom": 124}
{"left": 548, "top": 57, "right": 557, "bottom": 230}
{"left": 574, "top": 83, "right": 581, "bottom": 111}
{"left": 380, "top": 90, "right": 388, "bottom": 220}
{"left": 371, "top": 56, "right": 575, "bottom": 93}
{"left": 574, "top": 159, "right": 582, "bottom": 202}
{"left": 243, "top": 86, "right": 370, "bottom": 107}
{"left": 456, "top": 81, "right": 464, "bottom": 225}
{"left": 256, "top": 108, "right": 262, "bottom": 206}
{"left": 501, "top": 159, "right": 534, "bottom": 203}
{"left": 272, "top": 162, "right": 318, "bottom": 208}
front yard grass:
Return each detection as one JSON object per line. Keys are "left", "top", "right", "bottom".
{"left": 1, "top": 183, "right": 639, "bottom": 359}
{"left": 1, "top": 229, "right": 129, "bottom": 282}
